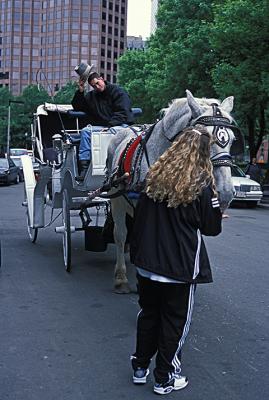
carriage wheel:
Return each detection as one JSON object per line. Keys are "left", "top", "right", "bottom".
{"left": 26, "top": 209, "right": 38, "bottom": 243}
{"left": 24, "top": 185, "right": 38, "bottom": 243}
{"left": 62, "top": 189, "right": 72, "bottom": 272}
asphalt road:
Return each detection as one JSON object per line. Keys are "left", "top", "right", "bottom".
{"left": 0, "top": 183, "right": 268, "bottom": 400}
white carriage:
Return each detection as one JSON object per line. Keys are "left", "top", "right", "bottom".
{"left": 21, "top": 102, "right": 141, "bottom": 272}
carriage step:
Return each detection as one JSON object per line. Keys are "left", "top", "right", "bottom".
{"left": 55, "top": 226, "right": 76, "bottom": 234}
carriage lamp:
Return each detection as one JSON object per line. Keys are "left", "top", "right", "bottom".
{"left": 52, "top": 134, "right": 63, "bottom": 165}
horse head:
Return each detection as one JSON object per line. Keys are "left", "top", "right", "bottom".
{"left": 160, "top": 90, "right": 242, "bottom": 211}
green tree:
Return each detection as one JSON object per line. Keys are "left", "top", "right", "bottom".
{"left": 147, "top": 0, "right": 219, "bottom": 108}
{"left": 118, "top": 50, "right": 154, "bottom": 122}
{"left": 118, "top": 0, "right": 221, "bottom": 120}
{"left": 9, "top": 85, "right": 51, "bottom": 147}
{"left": 0, "top": 87, "right": 13, "bottom": 149}
{"left": 54, "top": 81, "right": 77, "bottom": 104}
{"left": 210, "top": 0, "right": 269, "bottom": 158}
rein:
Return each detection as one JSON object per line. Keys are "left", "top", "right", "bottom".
{"left": 82, "top": 103, "right": 237, "bottom": 205}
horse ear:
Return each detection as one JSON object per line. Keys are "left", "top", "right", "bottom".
{"left": 220, "top": 96, "right": 234, "bottom": 113}
{"left": 186, "top": 89, "right": 203, "bottom": 118}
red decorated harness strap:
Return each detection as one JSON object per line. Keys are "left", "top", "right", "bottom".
{"left": 119, "top": 135, "right": 142, "bottom": 176}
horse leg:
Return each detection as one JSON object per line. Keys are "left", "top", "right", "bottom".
{"left": 111, "top": 197, "right": 133, "bottom": 294}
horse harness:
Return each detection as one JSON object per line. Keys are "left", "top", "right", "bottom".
{"left": 84, "top": 104, "right": 242, "bottom": 204}
{"left": 192, "top": 103, "right": 241, "bottom": 168}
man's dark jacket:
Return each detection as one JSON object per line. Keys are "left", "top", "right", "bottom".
{"left": 130, "top": 187, "right": 222, "bottom": 284}
{"left": 71, "top": 82, "right": 134, "bottom": 127}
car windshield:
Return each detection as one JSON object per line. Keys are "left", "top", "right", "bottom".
{"left": 0, "top": 159, "right": 8, "bottom": 168}
{"left": 231, "top": 165, "right": 246, "bottom": 177}
{"left": 10, "top": 149, "right": 28, "bottom": 156}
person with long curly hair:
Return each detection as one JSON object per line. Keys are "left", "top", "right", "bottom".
{"left": 130, "top": 126, "right": 223, "bottom": 395}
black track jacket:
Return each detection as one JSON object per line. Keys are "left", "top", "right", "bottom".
{"left": 130, "top": 187, "right": 222, "bottom": 284}
{"left": 71, "top": 82, "right": 134, "bottom": 127}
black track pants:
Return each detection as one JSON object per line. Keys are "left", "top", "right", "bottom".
{"left": 131, "top": 274, "right": 196, "bottom": 384}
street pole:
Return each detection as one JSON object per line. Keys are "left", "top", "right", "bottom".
{"left": 7, "top": 104, "right": 11, "bottom": 156}
{"left": 6, "top": 100, "right": 24, "bottom": 156}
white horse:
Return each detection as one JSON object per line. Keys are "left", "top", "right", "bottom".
{"left": 106, "top": 90, "right": 241, "bottom": 293}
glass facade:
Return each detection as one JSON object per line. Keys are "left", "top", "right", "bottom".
{"left": 0, "top": 0, "right": 127, "bottom": 94}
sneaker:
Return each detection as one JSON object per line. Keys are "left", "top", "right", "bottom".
{"left": 154, "top": 375, "right": 188, "bottom": 395}
{"left": 133, "top": 367, "right": 150, "bottom": 384}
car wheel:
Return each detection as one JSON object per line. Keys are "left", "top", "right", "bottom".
{"left": 19, "top": 171, "right": 24, "bottom": 182}
{"left": 14, "top": 174, "right": 20, "bottom": 184}
{"left": 246, "top": 201, "right": 257, "bottom": 208}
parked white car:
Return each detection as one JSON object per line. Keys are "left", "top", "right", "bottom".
{"left": 231, "top": 164, "right": 263, "bottom": 208}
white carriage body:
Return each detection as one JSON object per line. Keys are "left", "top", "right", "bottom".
{"left": 23, "top": 103, "right": 114, "bottom": 229}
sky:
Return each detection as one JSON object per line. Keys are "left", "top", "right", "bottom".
{"left": 127, "top": 0, "right": 152, "bottom": 39}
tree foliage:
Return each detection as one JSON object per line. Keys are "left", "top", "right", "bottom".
{"left": 0, "top": 85, "right": 50, "bottom": 149}
{"left": 54, "top": 81, "right": 77, "bottom": 104}
{"left": 210, "top": 0, "right": 269, "bottom": 158}
{"left": 118, "top": 0, "right": 269, "bottom": 158}
{"left": 0, "top": 87, "right": 14, "bottom": 149}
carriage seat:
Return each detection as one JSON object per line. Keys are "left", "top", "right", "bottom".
{"left": 65, "top": 107, "right": 143, "bottom": 145}
{"left": 67, "top": 107, "right": 142, "bottom": 120}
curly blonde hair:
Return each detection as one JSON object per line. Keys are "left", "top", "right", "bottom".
{"left": 146, "top": 127, "right": 216, "bottom": 207}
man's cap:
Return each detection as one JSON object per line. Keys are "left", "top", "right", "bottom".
{"left": 74, "top": 62, "right": 95, "bottom": 82}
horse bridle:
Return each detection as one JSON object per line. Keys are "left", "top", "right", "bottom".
{"left": 193, "top": 103, "right": 240, "bottom": 168}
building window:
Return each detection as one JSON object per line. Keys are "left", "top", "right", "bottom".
{"left": 72, "top": 34, "right": 79, "bottom": 41}
{"left": 81, "top": 46, "right": 88, "bottom": 55}
{"left": 81, "top": 34, "right": 89, "bottom": 43}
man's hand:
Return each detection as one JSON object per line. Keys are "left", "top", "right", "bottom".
{"left": 78, "top": 78, "right": 85, "bottom": 93}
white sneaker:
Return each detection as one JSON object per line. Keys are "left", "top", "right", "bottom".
{"left": 133, "top": 368, "right": 150, "bottom": 384}
{"left": 153, "top": 375, "right": 188, "bottom": 395}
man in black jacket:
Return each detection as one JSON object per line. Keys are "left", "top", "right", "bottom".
{"left": 72, "top": 65, "right": 134, "bottom": 181}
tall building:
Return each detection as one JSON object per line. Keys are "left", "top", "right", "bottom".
{"left": 0, "top": 0, "right": 127, "bottom": 95}
{"left": 150, "top": 0, "right": 159, "bottom": 34}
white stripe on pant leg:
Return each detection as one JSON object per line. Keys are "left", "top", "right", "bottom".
{"left": 172, "top": 284, "right": 196, "bottom": 374}
{"left": 193, "top": 229, "right": 201, "bottom": 280}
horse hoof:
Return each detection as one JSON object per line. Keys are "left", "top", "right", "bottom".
{"left": 114, "top": 282, "right": 131, "bottom": 294}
